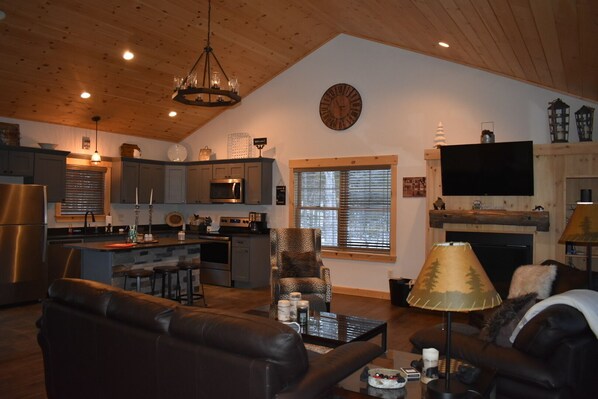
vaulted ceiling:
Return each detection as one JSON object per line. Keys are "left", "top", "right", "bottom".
{"left": 0, "top": 0, "right": 596, "bottom": 142}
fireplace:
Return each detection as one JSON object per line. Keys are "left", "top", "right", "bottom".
{"left": 445, "top": 231, "right": 533, "bottom": 298}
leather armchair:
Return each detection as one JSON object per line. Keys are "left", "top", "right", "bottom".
{"left": 270, "top": 228, "right": 332, "bottom": 311}
{"left": 411, "top": 304, "right": 598, "bottom": 399}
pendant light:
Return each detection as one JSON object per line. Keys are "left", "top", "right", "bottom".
{"left": 91, "top": 115, "right": 101, "bottom": 164}
{"left": 172, "top": 0, "right": 241, "bottom": 107}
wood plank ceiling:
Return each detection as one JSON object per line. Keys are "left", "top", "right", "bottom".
{"left": 0, "top": 0, "right": 596, "bottom": 142}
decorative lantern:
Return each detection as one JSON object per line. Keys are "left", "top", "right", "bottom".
{"left": 574, "top": 105, "right": 594, "bottom": 142}
{"left": 547, "top": 98, "right": 570, "bottom": 143}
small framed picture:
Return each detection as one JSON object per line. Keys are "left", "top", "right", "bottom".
{"left": 403, "top": 177, "right": 426, "bottom": 197}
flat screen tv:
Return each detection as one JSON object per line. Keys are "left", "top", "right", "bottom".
{"left": 440, "top": 141, "right": 534, "bottom": 196}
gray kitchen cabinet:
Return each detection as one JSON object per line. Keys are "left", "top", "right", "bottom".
{"left": 186, "top": 163, "right": 212, "bottom": 204}
{"left": 244, "top": 160, "right": 273, "bottom": 205}
{"left": 213, "top": 162, "right": 244, "bottom": 179}
{"left": 112, "top": 159, "right": 164, "bottom": 204}
{"left": 139, "top": 162, "right": 165, "bottom": 204}
{"left": 0, "top": 148, "right": 34, "bottom": 176}
{"left": 231, "top": 235, "right": 269, "bottom": 288}
{"left": 111, "top": 159, "right": 139, "bottom": 204}
{"left": 34, "top": 152, "right": 67, "bottom": 202}
{"left": 164, "top": 164, "right": 186, "bottom": 204}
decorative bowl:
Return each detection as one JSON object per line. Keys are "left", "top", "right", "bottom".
{"left": 367, "top": 368, "right": 406, "bottom": 389}
{"left": 38, "top": 143, "right": 58, "bottom": 150}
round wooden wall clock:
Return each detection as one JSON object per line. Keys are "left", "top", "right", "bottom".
{"left": 319, "top": 83, "right": 362, "bottom": 130}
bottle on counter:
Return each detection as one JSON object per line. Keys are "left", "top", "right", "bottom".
{"left": 178, "top": 230, "right": 185, "bottom": 241}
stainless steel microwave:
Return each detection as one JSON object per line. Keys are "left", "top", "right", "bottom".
{"left": 210, "top": 178, "right": 244, "bottom": 203}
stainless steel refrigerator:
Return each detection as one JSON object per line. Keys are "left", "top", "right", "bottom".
{"left": 0, "top": 184, "right": 47, "bottom": 306}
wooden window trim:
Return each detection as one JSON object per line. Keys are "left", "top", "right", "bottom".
{"left": 289, "top": 155, "right": 398, "bottom": 263}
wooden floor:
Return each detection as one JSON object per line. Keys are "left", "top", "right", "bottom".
{"left": 0, "top": 284, "right": 455, "bottom": 399}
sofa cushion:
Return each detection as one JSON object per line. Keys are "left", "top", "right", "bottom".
{"left": 281, "top": 251, "right": 319, "bottom": 278}
{"left": 169, "top": 306, "right": 309, "bottom": 382}
{"left": 106, "top": 290, "right": 177, "bottom": 333}
{"left": 48, "top": 278, "right": 120, "bottom": 316}
{"left": 479, "top": 293, "right": 537, "bottom": 348}
{"left": 513, "top": 304, "right": 590, "bottom": 359}
{"left": 508, "top": 265, "right": 556, "bottom": 299}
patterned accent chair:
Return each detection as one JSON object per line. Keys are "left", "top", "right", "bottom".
{"left": 270, "top": 228, "right": 332, "bottom": 312}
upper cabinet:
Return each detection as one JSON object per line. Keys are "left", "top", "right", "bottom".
{"left": 245, "top": 160, "right": 273, "bottom": 205}
{"left": 0, "top": 145, "right": 69, "bottom": 202}
{"left": 0, "top": 148, "right": 34, "bottom": 176}
{"left": 187, "top": 164, "right": 212, "bottom": 204}
{"left": 113, "top": 157, "right": 274, "bottom": 205}
{"left": 34, "top": 153, "right": 67, "bottom": 202}
{"left": 112, "top": 158, "right": 164, "bottom": 204}
{"left": 164, "top": 164, "right": 187, "bottom": 204}
{"left": 213, "top": 162, "right": 245, "bottom": 179}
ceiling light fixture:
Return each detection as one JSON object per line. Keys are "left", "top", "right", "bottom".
{"left": 168, "top": 111, "right": 177, "bottom": 117}
{"left": 123, "top": 50, "right": 134, "bottom": 60}
{"left": 80, "top": 91, "right": 91, "bottom": 99}
{"left": 172, "top": 0, "right": 241, "bottom": 107}
{"left": 438, "top": 41, "right": 450, "bottom": 48}
{"left": 90, "top": 116, "right": 102, "bottom": 164}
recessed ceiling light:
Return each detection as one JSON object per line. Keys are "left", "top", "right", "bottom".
{"left": 168, "top": 111, "right": 177, "bottom": 117}
{"left": 438, "top": 42, "right": 450, "bottom": 48}
{"left": 123, "top": 50, "right": 134, "bottom": 60}
{"left": 80, "top": 91, "right": 91, "bottom": 99}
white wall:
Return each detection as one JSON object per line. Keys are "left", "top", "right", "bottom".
{"left": 182, "top": 34, "right": 597, "bottom": 292}
{"left": 2, "top": 34, "right": 596, "bottom": 293}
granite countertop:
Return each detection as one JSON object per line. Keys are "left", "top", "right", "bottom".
{"left": 47, "top": 224, "right": 182, "bottom": 240}
{"left": 63, "top": 237, "right": 210, "bottom": 252}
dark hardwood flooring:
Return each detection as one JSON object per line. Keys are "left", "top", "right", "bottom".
{"left": 0, "top": 284, "right": 457, "bottom": 399}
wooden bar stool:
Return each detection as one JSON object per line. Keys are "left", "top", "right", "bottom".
{"left": 177, "top": 261, "right": 206, "bottom": 306}
{"left": 123, "top": 269, "right": 154, "bottom": 294}
{"left": 151, "top": 265, "right": 181, "bottom": 301}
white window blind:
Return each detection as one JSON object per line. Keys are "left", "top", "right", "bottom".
{"left": 61, "top": 166, "right": 105, "bottom": 215}
{"left": 294, "top": 166, "right": 392, "bottom": 253}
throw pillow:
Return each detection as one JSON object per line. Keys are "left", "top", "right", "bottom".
{"left": 479, "top": 293, "right": 537, "bottom": 348}
{"left": 281, "top": 251, "right": 319, "bottom": 278}
{"left": 508, "top": 265, "right": 557, "bottom": 299}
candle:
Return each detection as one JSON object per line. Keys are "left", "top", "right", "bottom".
{"left": 136, "top": 187, "right": 138, "bottom": 206}
{"left": 149, "top": 188, "right": 153, "bottom": 205}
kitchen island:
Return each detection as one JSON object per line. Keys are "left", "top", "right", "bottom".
{"left": 65, "top": 238, "right": 211, "bottom": 290}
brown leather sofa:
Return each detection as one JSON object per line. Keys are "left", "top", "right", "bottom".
{"left": 411, "top": 303, "right": 598, "bottom": 399}
{"left": 37, "top": 278, "right": 383, "bottom": 399}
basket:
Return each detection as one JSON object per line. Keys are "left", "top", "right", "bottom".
{"left": 0, "top": 122, "right": 20, "bottom": 146}
{"left": 227, "top": 132, "right": 252, "bottom": 159}
{"left": 199, "top": 146, "right": 212, "bottom": 161}
{"left": 121, "top": 143, "right": 141, "bottom": 157}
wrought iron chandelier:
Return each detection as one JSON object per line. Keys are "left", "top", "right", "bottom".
{"left": 172, "top": 0, "right": 241, "bottom": 107}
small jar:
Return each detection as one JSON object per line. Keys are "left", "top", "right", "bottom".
{"left": 289, "top": 292, "right": 302, "bottom": 321}
{"left": 297, "top": 300, "right": 310, "bottom": 331}
{"left": 277, "top": 300, "right": 291, "bottom": 322}
{"left": 177, "top": 230, "right": 185, "bottom": 241}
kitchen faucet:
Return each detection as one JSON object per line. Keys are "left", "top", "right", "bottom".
{"left": 84, "top": 211, "right": 96, "bottom": 234}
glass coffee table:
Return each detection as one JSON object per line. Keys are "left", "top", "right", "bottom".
{"left": 332, "top": 350, "right": 497, "bottom": 399}
{"left": 247, "top": 306, "right": 388, "bottom": 351}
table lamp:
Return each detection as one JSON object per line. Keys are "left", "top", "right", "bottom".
{"left": 559, "top": 203, "right": 598, "bottom": 289}
{"left": 407, "top": 242, "right": 501, "bottom": 398}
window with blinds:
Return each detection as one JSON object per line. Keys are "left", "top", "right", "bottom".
{"left": 60, "top": 166, "right": 106, "bottom": 215}
{"left": 290, "top": 156, "right": 397, "bottom": 261}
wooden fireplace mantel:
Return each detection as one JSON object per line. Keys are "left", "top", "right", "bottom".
{"left": 429, "top": 210, "right": 550, "bottom": 232}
